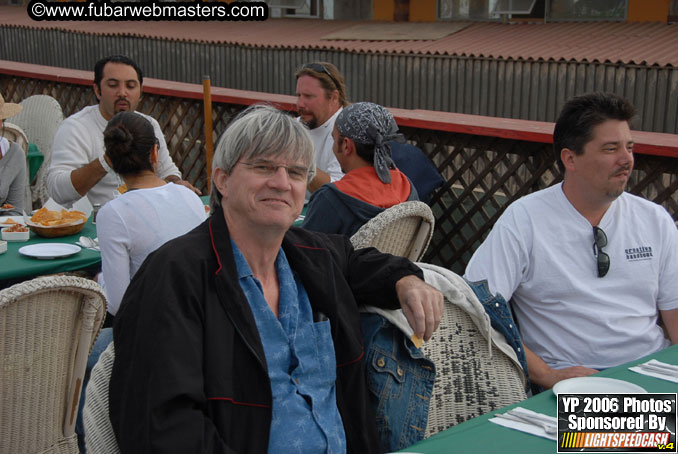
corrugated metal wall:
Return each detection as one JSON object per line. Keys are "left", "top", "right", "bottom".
{"left": 3, "top": 26, "right": 677, "bottom": 133}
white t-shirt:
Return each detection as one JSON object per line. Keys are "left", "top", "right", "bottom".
{"left": 47, "top": 105, "right": 181, "bottom": 207}
{"left": 465, "top": 183, "right": 678, "bottom": 370}
{"left": 300, "top": 108, "right": 344, "bottom": 200}
{"left": 96, "top": 183, "right": 206, "bottom": 315}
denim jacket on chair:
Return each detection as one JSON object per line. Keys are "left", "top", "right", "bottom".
{"left": 361, "top": 312, "right": 435, "bottom": 453}
{"left": 465, "top": 278, "right": 529, "bottom": 388}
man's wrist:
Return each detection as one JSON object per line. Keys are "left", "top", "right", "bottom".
{"left": 99, "top": 154, "right": 114, "bottom": 174}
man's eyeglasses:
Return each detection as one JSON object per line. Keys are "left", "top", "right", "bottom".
{"left": 302, "top": 63, "right": 341, "bottom": 90}
{"left": 592, "top": 226, "right": 610, "bottom": 278}
{"left": 238, "top": 161, "right": 309, "bottom": 182}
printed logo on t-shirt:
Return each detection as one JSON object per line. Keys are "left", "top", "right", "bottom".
{"left": 625, "top": 246, "right": 653, "bottom": 262}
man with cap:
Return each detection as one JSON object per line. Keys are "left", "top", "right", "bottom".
{"left": 295, "top": 62, "right": 346, "bottom": 197}
{"left": 0, "top": 93, "right": 27, "bottom": 215}
{"left": 302, "top": 102, "right": 418, "bottom": 237}
{"left": 48, "top": 55, "right": 198, "bottom": 208}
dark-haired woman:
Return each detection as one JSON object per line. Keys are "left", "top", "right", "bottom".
{"left": 97, "top": 111, "right": 206, "bottom": 315}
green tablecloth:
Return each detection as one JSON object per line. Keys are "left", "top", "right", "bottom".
{"left": 0, "top": 217, "right": 100, "bottom": 282}
{"left": 402, "top": 345, "right": 678, "bottom": 454}
{"left": 27, "top": 142, "right": 44, "bottom": 184}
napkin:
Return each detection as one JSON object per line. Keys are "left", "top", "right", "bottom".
{"left": 77, "top": 236, "right": 100, "bottom": 251}
{"left": 629, "top": 359, "right": 678, "bottom": 383}
{"left": 489, "top": 407, "right": 558, "bottom": 441}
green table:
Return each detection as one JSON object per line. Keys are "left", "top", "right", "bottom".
{"left": 402, "top": 345, "right": 678, "bottom": 453}
{"left": 0, "top": 217, "right": 100, "bottom": 283}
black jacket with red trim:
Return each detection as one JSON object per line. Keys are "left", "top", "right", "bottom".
{"left": 109, "top": 206, "right": 423, "bottom": 453}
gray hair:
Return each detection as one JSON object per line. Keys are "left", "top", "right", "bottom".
{"left": 210, "top": 104, "right": 315, "bottom": 211}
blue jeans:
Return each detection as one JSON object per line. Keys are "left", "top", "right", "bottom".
{"left": 361, "top": 313, "right": 435, "bottom": 452}
{"left": 76, "top": 327, "right": 113, "bottom": 453}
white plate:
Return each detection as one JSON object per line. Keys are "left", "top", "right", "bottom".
{"left": 18, "top": 243, "right": 82, "bottom": 260}
{"left": 0, "top": 216, "right": 25, "bottom": 225}
{"left": 553, "top": 377, "right": 646, "bottom": 395}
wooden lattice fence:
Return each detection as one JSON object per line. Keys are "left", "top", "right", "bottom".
{"left": 2, "top": 72, "right": 677, "bottom": 273}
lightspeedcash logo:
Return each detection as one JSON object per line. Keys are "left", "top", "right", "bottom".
{"left": 27, "top": 0, "right": 269, "bottom": 22}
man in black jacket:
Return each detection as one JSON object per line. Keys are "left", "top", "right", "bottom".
{"left": 109, "top": 105, "right": 443, "bottom": 453}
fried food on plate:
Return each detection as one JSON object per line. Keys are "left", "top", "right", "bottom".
{"left": 1, "top": 203, "right": 14, "bottom": 209}
{"left": 1, "top": 218, "right": 19, "bottom": 225}
{"left": 30, "top": 207, "right": 87, "bottom": 226}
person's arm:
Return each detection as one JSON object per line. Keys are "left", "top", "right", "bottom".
{"left": 525, "top": 345, "right": 598, "bottom": 389}
{"left": 96, "top": 206, "right": 131, "bottom": 316}
{"left": 69, "top": 157, "right": 109, "bottom": 197}
{"left": 5, "top": 147, "right": 26, "bottom": 215}
{"left": 308, "top": 169, "right": 330, "bottom": 193}
{"left": 48, "top": 120, "right": 102, "bottom": 205}
{"left": 660, "top": 308, "right": 678, "bottom": 344}
{"left": 165, "top": 174, "right": 201, "bottom": 195}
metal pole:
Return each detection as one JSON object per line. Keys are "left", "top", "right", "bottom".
{"left": 202, "top": 75, "right": 214, "bottom": 191}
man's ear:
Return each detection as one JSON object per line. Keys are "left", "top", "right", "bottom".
{"left": 561, "top": 148, "right": 577, "bottom": 172}
{"left": 212, "top": 167, "right": 229, "bottom": 198}
{"left": 343, "top": 137, "right": 356, "bottom": 157}
{"left": 93, "top": 83, "right": 102, "bottom": 101}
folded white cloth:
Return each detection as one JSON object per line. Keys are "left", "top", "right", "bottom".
{"left": 629, "top": 359, "right": 678, "bottom": 383}
{"left": 489, "top": 407, "right": 558, "bottom": 441}
{"left": 77, "top": 236, "right": 100, "bottom": 251}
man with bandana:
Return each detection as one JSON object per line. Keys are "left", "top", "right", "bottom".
{"left": 48, "top": 55, "right": 198, "bottom": 208}
{"left": 295, "top": 62, "right": 346, "bottom": 198}
{"left": 302, "top": 102, "right": 418, "bottom": 237}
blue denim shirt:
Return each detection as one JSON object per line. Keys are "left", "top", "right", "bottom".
{"left": 465, "top": 278, "right": 529, "bottom": 388}
{"left": 232, "top": 240, "right": 346, "bottom": 454}
{"left": 360, "top": 312, "right": 435, "bottom": 452}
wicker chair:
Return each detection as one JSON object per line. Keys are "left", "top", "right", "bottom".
{"left": 10, "top": 95, "right": 65, "bottom": 208}
{"left": 0, "top": 121, "right": 31, "bottom": 213}
{"left": 350, "top": 201, "right": 434, "bottom": 262}
{"left": 83, "top": 342, "right": 120, "bottom": 454}
{"left": 0, "top": 276, "right": 107, "bottom": 454}
{"left": 418, "top": 263, "right": 528, "bottom": 438}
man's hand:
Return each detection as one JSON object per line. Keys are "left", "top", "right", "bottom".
{"left": 525, "top": 345, "right": 598, "bottom": 389}
{"left": 166, "top": 176, "right": 202, "bottom": 195}
{"left": 395, "top": 275, "right": 443, "bottom": 341}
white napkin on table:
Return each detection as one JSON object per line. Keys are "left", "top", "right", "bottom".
{"left": 77, "top": 236, "right": 100, "bottom": 251}
{"left": 489, "top": 407, "right": 558, "bottom": 441}
{"left": 629, "top": 359, "right": 678, "bottom": 383}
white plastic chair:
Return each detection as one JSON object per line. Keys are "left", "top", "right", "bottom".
{"left": 11, "top": 95, "right": 65, "bottom": 208}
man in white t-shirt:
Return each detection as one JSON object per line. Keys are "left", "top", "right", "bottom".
{"left": 47, "top": 55, "right": 199, "bottom": 208}
{"left": 295, "top": 62, "right": 345, "bottom": 198}
{"left": 465, "top": 92, "right": 678, "bottom": 390}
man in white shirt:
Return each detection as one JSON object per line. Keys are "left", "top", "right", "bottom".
{"left": 295, "top": 62, "right": 346, "bottom": 196}
{"left": 465, "top": 92, "right": 678, "bottom": 390}
{"left": 47, "top": 55, "right": 198, "bottom": 207}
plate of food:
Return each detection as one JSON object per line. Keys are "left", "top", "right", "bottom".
{"left": 0, "top": 216, "right": 25, "bottom": 226}
{"left": 19, "top": 243, "right": 82, "bottom": 260}
{"left": 0, "top": 203, "right": 16, "bottom": 212}
{"left": 553, "top": 377, "right": 646, "bottom": 395}
{"left": 26, "top": 207, "right": 88, "bottom": 238}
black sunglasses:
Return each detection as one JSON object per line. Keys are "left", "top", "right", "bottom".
{"left": 592, "top": 226, "right": 610, "bottom": 278}
{"left": 302, "top": 63, "right": 340, "bottom": 90}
